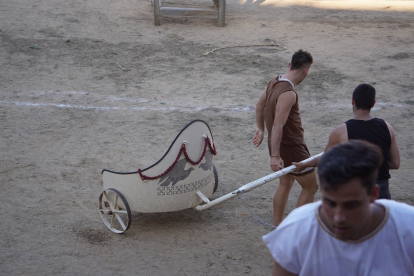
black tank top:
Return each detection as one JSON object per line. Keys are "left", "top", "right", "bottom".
{"left": 345, "top": 118, "right": 391, "bottom": 180}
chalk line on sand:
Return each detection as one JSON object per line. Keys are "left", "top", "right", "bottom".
{"left": 0, "top": 100, "right": 405, "bottom": 112}
{"left": 0, "top": 90, "right": 405, "bottom": 112}
{"left": 0, "top": 100, "right": 253, "bottom": 112}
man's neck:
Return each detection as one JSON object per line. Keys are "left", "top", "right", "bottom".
{"left": 280, "top": 71, "right": 300, "bottom": 86}
{"left": 354, "top": 202, "right": 386, "bottom": 240}
{"left": 353, "top": 108, "right": 373, "bottom": 121}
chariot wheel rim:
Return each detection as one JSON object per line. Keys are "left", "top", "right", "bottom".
{"left": 98, "top": 188, "right": 132, "bottom": 233}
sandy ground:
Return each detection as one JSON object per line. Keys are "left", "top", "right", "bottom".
{"left": 1, "top": 0, "right": 414, "bottom": 275}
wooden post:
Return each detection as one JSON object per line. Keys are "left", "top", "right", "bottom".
{"left": 217, "top": 0, "right": 225, "bottom": 27}
{"left": 154, "top": 0, "right": 161, "bottom": 26}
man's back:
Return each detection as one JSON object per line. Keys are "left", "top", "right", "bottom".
{"left": 346, "top": 118, "right": 391, "bottom": 180}
{"left": 264, "top": 75, "right": 304, "bottom": 147}
{"left": 263, "top": 200, "right": 414, "bottom": 276}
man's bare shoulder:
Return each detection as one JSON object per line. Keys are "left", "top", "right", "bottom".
{"left": 331, "top": 123, "right": 347, "bottom": 135}
{"left": 278, "top": 90, "right": 296, "bottom": 105}
{"left": 325, "top": 123, "right": 348, "bottom": 150}
{"left": 384, "top": 120, "right": 396, "bottom": 134}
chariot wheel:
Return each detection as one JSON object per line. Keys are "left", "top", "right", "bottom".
{"left": 213, "top": 165, "right": 219, "bottom": 193}
{"left": 98, "top": 188, "right": 132, "bottom": 234}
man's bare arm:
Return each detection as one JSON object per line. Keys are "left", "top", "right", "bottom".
{"left": 252, "top": 89, "right": 267, "bottom": 147}
{"left": 292, "top": 123, "right": 348, "bottom": 172}
{"left": 386, "top": 122, "right": 400, "bottom": 169}
{"left": 270, "top": 91, "right": 296, "bottom": 172}
{"left": 292, "top": 155, "right": 321, "bottom": 172}
{"left": 272, "top": 261, "right": 298, "bottom": 276}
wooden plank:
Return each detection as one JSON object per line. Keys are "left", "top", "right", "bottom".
{"left": 217, "top": 0, "right": 225, "bottom": 26}
{"left": 154, "top": 0, "right": 161, "bottom": 26}
{"left": 160, "top": 7, "right": 217, "bottom": 17}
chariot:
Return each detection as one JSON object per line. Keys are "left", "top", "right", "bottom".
{"left": 98, "top": 119, "right": 322, "bottom": 233}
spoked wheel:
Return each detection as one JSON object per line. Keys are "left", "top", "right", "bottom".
{"left": 98, "top": 188, "right": 132, "bottom": 234}
{"left": 213, "top": 165, "right": 219, "bottom": 193}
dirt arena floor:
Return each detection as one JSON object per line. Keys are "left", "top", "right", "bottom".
{"left": 1, "top": 0, "right": 414, "bottom": 275}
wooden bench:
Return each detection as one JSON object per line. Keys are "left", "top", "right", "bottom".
{"left": 152, "top": 0, "right": 226, "bottom": 27}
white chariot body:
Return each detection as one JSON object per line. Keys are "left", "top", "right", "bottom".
{"left": 99, "top": 120, "right": 218, "bottom": 233}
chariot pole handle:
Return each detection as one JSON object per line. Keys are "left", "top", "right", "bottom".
{"left": 194, "top": 152, "right": 323, "bottom": 211}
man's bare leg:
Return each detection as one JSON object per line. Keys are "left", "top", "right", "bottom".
{"left": 273, "top": 174, "right": 295, "bottom": 226}
{"left": 294, "top": 170, "right": 319, "bottom": 207}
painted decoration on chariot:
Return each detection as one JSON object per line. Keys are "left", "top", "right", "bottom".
{"left": 199, "top": 151, "right": 213, "bottom": 171}
{"left": 157, "top": 152, "right": 213, "bottom": 196}
{"left": 158, "top": 158, "right": 194, "bottom": 186}
{"left": 157, "top": 172, "right": 213, "bottom": 196}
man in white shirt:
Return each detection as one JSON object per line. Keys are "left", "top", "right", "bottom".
{"left": 263, "top": 140, "right": 414, "bottom": 276}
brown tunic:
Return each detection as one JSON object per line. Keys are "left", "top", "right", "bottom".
{"left": 264, "top": 75, "right": 313, "bottom": 174}
{"left": 264, "top": 75, "right": 305, "bottom": 149}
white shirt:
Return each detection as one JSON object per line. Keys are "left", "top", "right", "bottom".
{"left": 263, "top": 200, "right": 414, "bottom": 276}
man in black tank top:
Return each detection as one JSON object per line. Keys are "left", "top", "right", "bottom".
{"left": 345, "top": 118, "right": 391, "bottom": 198}
{"left": 293, "top": 84, "right": 400, "bottom": 199}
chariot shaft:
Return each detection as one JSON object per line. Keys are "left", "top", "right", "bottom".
{"left": 194, "top": 153, "right": 323, "bottom": 211}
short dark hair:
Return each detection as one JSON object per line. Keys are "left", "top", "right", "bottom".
{"left": 290, "top": 49, "right": 313, "bottom": 70}
{"left": 352, "top": 84, "right": 376, "bottom": 110}
{"left": 317, "top": 140, "right": 382, "bottom": 195}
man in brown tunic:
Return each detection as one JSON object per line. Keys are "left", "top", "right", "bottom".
{"left": 252, "top": 49, "right": 318, "bottom": 226}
